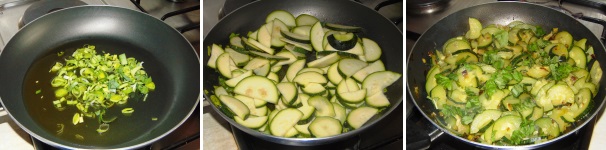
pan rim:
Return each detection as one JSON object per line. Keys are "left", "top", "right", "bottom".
{"left": 0, "top": 5, "right": 200, "bottom": 149}
{"left": 406, "top": 1, "right": 606, "bottom": 149}
{"left": 202, "top": 0, "right": 403, "bottom": 146}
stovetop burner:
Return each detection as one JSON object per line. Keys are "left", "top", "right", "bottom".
{"left": 18, "top": 0, "right": 86, "bottom": 28}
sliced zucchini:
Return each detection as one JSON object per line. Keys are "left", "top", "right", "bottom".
{"left": 281, "top": 30, "right": 311, "bottom": 43}
{"left": 266, "top": 10, "right": 296, "bottom": 27}
{"left": 327, "top": 33, "right": 357, "bottom": 50}
{"left": 219, "top": 95, "right": 250, "bottom": 119}
{"left": 280, "top": 37, "right": 313, "bottom": 51}
{"left": 444, "top": 39, "right": 471, "bottom": 55}
{"left": 293, "top": 71, "right": 327, "bottom": 86}
{"left": 481, "top": 90, "right": 507, "bottom": 110}
{"left": 527, "top": 65, "right": 550, "bottom": 79}
{"left": 550, "top": 44, "right": 568, "bottom": 58}
{"left": 327, "top": 62, "right": 344, "bottom": 85}
{"left": 535, "top": 117, "right": 560, "bottom": 139}
{"left": 555, "top": 31, "right": 573, "bottom": 49}
{"left": 207, "top": 44, "right": 225, "bottom": 69}
{"left": 270, "top": 108, "right": 303, "bottom": 137}
{"left": 338, "top": 58, "right": 368, "bottom": 78}
{"left": 225, "top": 70, "right": 253, "bottom": 87}
{"left": 270, "top": 19, "right": 288, "bottom": 47}
{"left": 234, "top": 76, "right": 279, "bottom": 104}
{"left": 225, "top": 47, "right": 250, "bottom": 66}
{"left": 465, "top": 18, "right": 482, "bottom": 39}
{"left": 492, "top": 115, "right": 522, "bottom": 140}
{"left": 253, "top": 63, "right": 271, "bottom": 76}
{"left": 248, "top": 51, "right": 288, "bottom": 60}
{"left": 332, "top": 103, "right": 346, "bottom": 124}
{"left": 302, "top": 83, "right": 327, "bottom": 96}
{"left": 362, "top": 38, "right": 382, "bottom": 62}
{"left": 528, "top": 107, "right": 544, "bottom": 121}
{"left": 257, "top": 24, "right": 272, "bottom": 48}
{"left": 216, "top": 53, "right": 235, "bottom": 78}
{"left": 308, "top": 96, "right": 335, "bottom": 117}
{"left": 248, "top": 38, "right": 275, "bottom": 55}
{"left": 286, "top": 59, "right": 306, "bottom": 81}
{"left": 365, "top": 91, "right": 390, "bottom": 107}
{"left": 363, "top": 71, "right": 402, "bottom": 96}
{"left": 477, "top": 33, "right": 493, "bottom": 48}
{"left": 309, "top": 117, "right": 342, "bottom": 138}
{"left": 294, "top": 121, "right": 313, "bottom": 136}
{"left": 292, "top": 26, "right": 312, "bottom": 37}
{"left": 338, "top": 89, "right": 366, "bottom": 104}
{"left": 243, "top": 57, "right": 270, "bottom": 70}
{"left": 589, "top": 60, "right": 602, "bottom": 87}
{"left": 352, "top": 60, "right": 385, "bottom": 82}
{"left": 549, "top": 108, "right": 571, "bottom": 132}
{"left": 307, "top": 52, "right": 341, "bottom": 68}
{"left": 296, "top": 14, "right": 319, "bottom": 26}
{"left": 284, "top": 44, "right": 307, "bottom": 58}
{"left": 573, "top": 88, "right": 592, "bottom": 119}
{"left": 470, "top": 109, "right": 502, "bottom": 134}
{"left": 535, "top": 81, "right": 556, "bottom": 111}
{"left": 325, "top": 23, "right": 362, "bottom": 32}
{"left": 277, "top": 82, "right": 298, "bottom": 106}
{"left": 347, "top": 106, "right": 378, "bottom": 129}
{"left": 445, "top": 49, "right": 479, "bottom": 65}
{"left": 274, "top": 50, "right": 297, "bottom": 66}
{"left": 235, "top": 116, "right": 268, "bottom": 129}
{"left": 310, "top": 22, "right": 326, "bottom": 52}
{"left": 546, "top": 84, "right": 575, "bottom": 106}
{"left": 298, "top": 68, "right": 324, "bottom": 75}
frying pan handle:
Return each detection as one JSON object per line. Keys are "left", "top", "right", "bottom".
{"left": 406, "top": 121, "right": 431, "bottom": 149}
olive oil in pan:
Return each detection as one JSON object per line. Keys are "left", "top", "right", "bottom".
{"left": 23, "top": 44, "right": 168, "bottom": 146}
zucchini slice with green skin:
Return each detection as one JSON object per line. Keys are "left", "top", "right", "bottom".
{"left": 294, "top": 121, "right": 313, "bottom": 136}
{"left": 280, "top": 37, "right": 313, "bottom": 51}
{"left": 352, "top": 60, "right": 385, "bottom": 82}
{"left": 477, "top": 33, "right": 493, "bottom": 48}
{"left": 481, "top": 90, "right": 507, "bottom": 110}
{"left": 338, "top": 89, "right": 366, "bottom": 104}
{"left": 243, "top": 57, "right": 270, "bottom": 70}
{"left": 535, "top": 81, "right": 556, "bottom": 111}
{"left": 270, "top": 108, "right": 303, "bottom": 137}
{"left": 444, "top": 39, "right": 471, "bottom": 55}
{"left": 347, "top": 106, "right": 378, "bottom": 129}
{"left": 296, "top": 14, "right": 319, "bottom": 26}
{"left": 277, "top": 82, "right": 298, "bottom": 106}
{"left": 293, "top": 71, "right": 327, "bottom": 86}
{"left": 219, "top": 95, "right": 250, "bottom": 120}
{"left": 333, "top": 102, "right": 346, "bottom": 124}
{"left": 338, "top": 58, "right": 368, "bottom": 78}
{"left": 572, "top": 88, "right": 592, "bottom": 119}
{"left": 225, "top": 47, "right": 250, "bottom": 66}
{"left": 465, "top": 18, "right": 483, "bottom": 39}
{"left": 555, "top": 31, "right": 573, "bottom": 49}
{"left": 365, "top": 91, "right": 390, "bottom": 107}
{"left": 271, "top": 19, "right": 288, "bottom": 47}
{"left": 235, "top": 116, "right": 268, "bottom": 129}
{"left": 327, "top": 33, "right": 357, "bottom": 50}
{"left": 284, "top": 44, "right": 307, "bottom": 59}
{"left": 327, "top": 62, "right": 344, "bottom": 85}
{"left": 257, "top": 24, "right": 272, "bottom": 48}
{"left": 225, "top": 70, "right": 253, "bottom": 87}
{"left": 324, "top": 23, "right": 362, "bottom": 32}
{"left": 292, "top": 26, "right": 312, "bottom": 36}
{"left": 274, "top": 50, "right": 297, "bottom": 66}
{"left": 310, "top": 22, "right": 326, "bottom": 52}
{"left": 216, "top": 53, "right": 235, "bottom": 78}
{"left": 308, "top": 96, "right": 335, "bottom": 117}
{"left": 234, "top": 76, "right": 279, "bottom": 104}
{"left": 266, "top": 10, "right": 296, "bottom": 27}
{"left": 298, "top": 68, "right": 324, "bottom": 75}
{"left": 362, "top": 38, "right": 382, "bottom": 62}
{"left": 207, "top": 44, "right": 225, "bottom": 69}
{"left": 535, "top": 117, "right": 560, "bottom": 139}
{"left": 309, "top": 117, "right": 342, "bottom": 138}
{"left": 307, "top": 52, "right": 340, "bottom": 68}
{"left": 336, "top": 77, "right": 359, "bottom": 94}
{"left": 546, "top": 84, "right": 575, "bottom": 106}
{"left": 281, "top": 30, "right": 311, "bottom": 43}
{"left": 286, "top": 59, "right": 306, "bottom": 81}
{"left": 253, "top": 63, "right": 271, "bottom": 76}
{"left": 445, "top": 49, "right": 479, "bottom": 65}
{"left": 470, "top": 109, "right": 502, "bottom": 134}
{"left": 492, "top": 115, "right": 522, "bottom": 140}
{"left": 549, "top": 108, "right": 571, "bottom": 132}
{"left": 425, "top": 65, "right": 441, "bottom": 94}
{"left": 589, "top": 60, "right": 602, "bottom": 87}
{"left": 302, "top": 83, "right": 327, "bottom": 96}
{"left": 528, "top": 107, "right": 543, "bottom": 121}
{"left": 362, "top": 71, "right": 402, "bottom": 96}
{"left": 248, "top": 51, "right": 289, "bottom": 60}
{"left": 550, "top": 44, "right": 568, "bottom": 58}
{"left": 248, "top": 38, "right": 275, "bottom": 55}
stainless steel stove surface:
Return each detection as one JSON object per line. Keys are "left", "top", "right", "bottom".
{"left": 203, "top": 0, "right": 402, "bottom": 149}
{"left": 406, "top": 0, "right": 606, "bottom": 149}
{"left": 0, "top": 0, "right": 200, "bottom": 149}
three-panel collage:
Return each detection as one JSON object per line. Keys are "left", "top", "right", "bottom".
{"left": 1, "top": 0, "right": 606, "bottom": 150}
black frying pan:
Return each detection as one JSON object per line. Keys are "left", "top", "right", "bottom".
{"left": 203, "top": 0, "right": 403, "bottom": 146}
{"left": 407, "top": 2, "right": 606, "bottom": 149}
{"left": 0, "top": 6, "right": 199, "bottom": 149}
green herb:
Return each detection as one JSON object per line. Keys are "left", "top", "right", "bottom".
{"left": 494, "top": 30, "right": 509, "bottom": 49}
{"left": 435, "top": 73, "right": 457, "bottom": 90}
{"left": 527, "top": 42, "right": 539, "bottom": 52}
{"left": 511, "top": 84, "right": 524, "bottom": 97}
{"left": 535, "top": 26, "right": 546, "bottom": 37}
{"left": 536, "top": 39, "right": 550, "bottom": 48}
{"left": 509, "top": 119, "right": 536, "bottom": 145}
{"left": 550, "top": 63, "right": 574, "bottom": 81}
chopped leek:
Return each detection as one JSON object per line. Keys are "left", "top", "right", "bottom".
{"left": 49, "top": 45, "right": 155, "bottom": 132}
